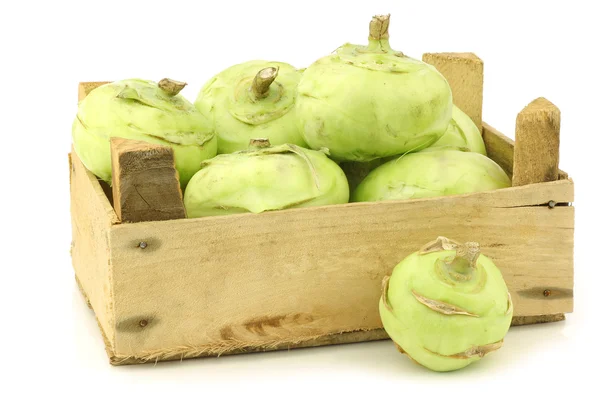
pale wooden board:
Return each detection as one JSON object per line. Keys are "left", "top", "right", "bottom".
{"left": 110, "top": 138, "right": 186, "bottom": 222}
{"left": 70, "top": 151, "right": 119, "bottom": 349}
{"left": 513, "top": 98, "right": 561, "bottom": 186}
{"left": 74, "top": 274, "right": 566, "bottom": 365}
{"left": 422, "top": 52, "right": 484, "bottom": 132}
{"left": 107, "top": 179, "right": 573, "bottom": 361}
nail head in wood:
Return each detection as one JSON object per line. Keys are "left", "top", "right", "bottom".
{"left": 543, "top": 290, "right": 551, "bottom": 297}
{"left": 139, "top": 241, "right": 148, "bottom": 249}
{"left": 548, "top": 200, "right": 556, "bottom": 209}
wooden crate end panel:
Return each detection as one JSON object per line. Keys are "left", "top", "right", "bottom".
{"left": 70, "top": 150, "right": 117, "bottom": 348}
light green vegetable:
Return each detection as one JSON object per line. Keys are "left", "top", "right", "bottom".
{"left": 195, "top": 61, "right": 306, "bottom": 154}
{"left": 184, "top": 140, "right": 349, "bottom": 218}
{"left": 428, "top": 105, "right": 486, "bottom": 154}
{"left": 352, "top": 149, "right": 510, "bottom": 202}
{"left": 72, "top": 78, "right": 216, "bottom": 188}
{"left": 296, "top": 14, "right": 453, "bottom": 162}
{"left": 380, "top": 237, "right": 513, "bottom": 372}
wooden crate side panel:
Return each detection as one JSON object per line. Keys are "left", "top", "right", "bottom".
{"left": 108, "top": 181, "right": 573, "bottom": 361}
{"left": 70, "top": 151, "right": 118, "bottom": 348}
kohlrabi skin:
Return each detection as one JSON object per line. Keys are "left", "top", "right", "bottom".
{"left": 296, "top": 14, "right": 453, "bottom": 162}
{"left": 183, "top": 139, "right": 349, "bottom": 218}
{"left": 195, "top": 61, "right": 307, "bottom": 154}
{"left": 72, "top": 78, "right": 217, "bottom": 188}
{"left": 380, "top": 237, "right": 513, "bottom": 372}
{"left": 351, "top": 149, "right": 511, "bottom": 202}
{"left": 427, "top": 105, "right": 487, "bottom": 155}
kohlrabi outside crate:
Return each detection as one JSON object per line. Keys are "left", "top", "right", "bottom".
{"left": 69, "top": 53, "right": 574, "bottom": 366}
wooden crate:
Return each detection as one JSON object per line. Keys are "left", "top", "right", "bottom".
{"left": 70, "top": 53, "right": 574, "bottom": 365}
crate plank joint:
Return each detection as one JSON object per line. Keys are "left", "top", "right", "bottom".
{"left": 70, "top": 53, "right": 574, "bottom": 365}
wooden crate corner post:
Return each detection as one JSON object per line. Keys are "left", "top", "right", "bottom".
{"left": 513, "top": 97, "right": 571, "bottom": 324}
{"left": 513, "top": 98, "right": 561, "bottom": 186}
{"left": 110, "top": 138, "right": 186, "bottom": 223}
{"left": 422, "top": 52, "right": 484, "bottom": 132}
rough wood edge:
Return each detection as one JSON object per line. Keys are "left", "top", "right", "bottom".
{"left": 511, "top": 314, "right": 566, "bottom": 326}
{"left": 100, "top": 314, "right": 568, "bottom": 366}
{"left": 109, "top": 329, "right": 390, "bottom": 366}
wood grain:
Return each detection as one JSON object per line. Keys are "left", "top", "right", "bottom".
{"left": 110, "top": 138, "right": 186, "bottom": 223}
{"left": 69, "top": 151, "right": 118, "bottom": 349}
{"left": 107, "top": 179, "right": 573, "bottom": 361}
{"left": 78, "top": 81, "right": 111, "bottom": 101}
{"left": 513, "top": 98, "right": 561, "bottom": 186}
{"left": 422, "top": 52, "right": 484, "bottom": 132}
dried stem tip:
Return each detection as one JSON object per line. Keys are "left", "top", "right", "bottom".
{"left": 158, "top": 78, "right": 187, "bottom": 96}
{"left": 455, "top": 242, "right": 481, "bottom": 269}
{"left": 369, "top": 14, "right": 390, "bottom": 40}
{"left": 249, "top": 138, "right": 271, "bottom": 148}
{"left": 251, "top": 67, "right": 279, "bottom": 99}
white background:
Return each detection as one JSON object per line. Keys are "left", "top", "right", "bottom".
{"left": 2, "top": 0, "right": 599, "bottom": 398}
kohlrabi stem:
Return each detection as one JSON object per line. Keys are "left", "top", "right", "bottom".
{"left": 369, "top": 14, "right": 390, "bottom": 40}
{"left": 158, "top": 78, "right": 187, "bottom": 96}
{"left": 444, "top": 242, "right": 480, "bottom": 281}
{"left": 251, "top": 67, "right": 279, "bottom": 99}
{"left": 249, "top": 138, "right": 271, "bottom": 148}
{"left": 367, "top": 14, "right": 393, "bottom": 52}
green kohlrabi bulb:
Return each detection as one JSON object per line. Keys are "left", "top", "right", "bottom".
{"left": 352, "top": 149, "right": 511, "bottom": 202}
{"left": 183, "top": 139, "right": 349, "bottom": 218}
{"left": 380, "top": 237, "right": 513, "bottom": 372}
{"left": 72, "top": 78, "right": 217, "bottom": 188}
{"left": 427, "top": 105, "right": 486, "bottom": 155}
{"left": 296, "top": 14, "right": 453, "bottom": 162}
{"left": 195, "top": 61, "right": 307, "bottom": 154}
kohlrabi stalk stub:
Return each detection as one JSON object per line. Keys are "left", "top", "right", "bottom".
{"left": 195, "top": 60, "right": 307, "bottom": 154}
{"left": 380, "top": 237, "right": 513, "bottom": 371}
{"left": 352, "top": 149, "right": 511, "bottom": 201}
{"left": 183, "top": 140, "right": 349, "bottom": 218}
{"left": 296, "top": 14, "right": 453, "bottom": 162}
{"left": 72, "top": 78, "right": 217, "bottom": 188}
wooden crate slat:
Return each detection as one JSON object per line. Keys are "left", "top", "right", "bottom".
{"left": 107, "top": 179, "right": 573, "bottom": 361}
